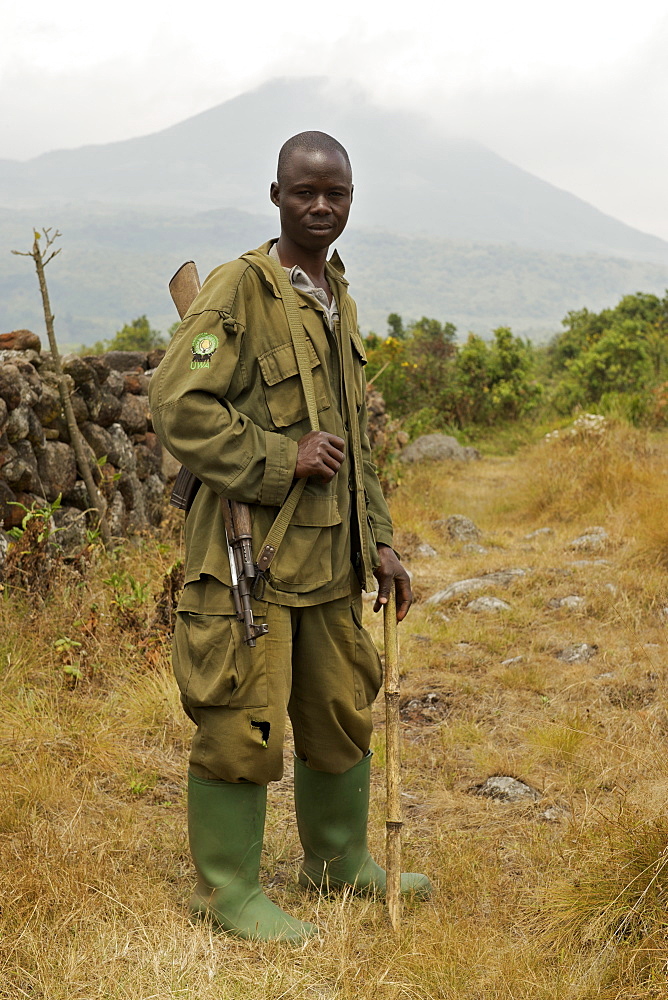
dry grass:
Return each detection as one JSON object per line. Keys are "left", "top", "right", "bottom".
{"left": 2, "top": 423, "right": 668, "bottom": 998}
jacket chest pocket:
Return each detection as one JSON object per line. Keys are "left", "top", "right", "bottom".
{"left": 258, "top": 340, "right": 330, "bottom": 427}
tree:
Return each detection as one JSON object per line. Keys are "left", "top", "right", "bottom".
{"left": 386, "top": 313, "right": 405, "bottom": 340}
{"left": 12, "top": 229, "right": 111, "bottom": 547}
{"left": 107, "top": 315, "right": 165, "bottom": 352}
{"left": 548, "top": 291, "right": 668, "bottom": 415}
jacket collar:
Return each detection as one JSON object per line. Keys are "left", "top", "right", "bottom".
{"left": 246, "top": 241, "right": 349, "bottom": 299}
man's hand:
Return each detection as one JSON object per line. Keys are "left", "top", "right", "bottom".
{"left": 295, "top": 431, "right": 345, "bottom": 483}
{"left": 373, "top": 544, "right": 412, "bottom": 622}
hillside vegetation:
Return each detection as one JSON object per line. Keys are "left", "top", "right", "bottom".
{"left": 4, "top": 205, "right": 668, "bottom": 343}
{"left": 364, "top": 289, "right": 668, "bottom": 442}
{"left": 1, "top": 419, "right": 668, "bottom": 998}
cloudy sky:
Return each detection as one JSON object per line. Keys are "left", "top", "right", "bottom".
{"left": 2, "top": 0, "right": 667, "bottom": 240}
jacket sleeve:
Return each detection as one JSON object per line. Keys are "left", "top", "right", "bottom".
{"left": 148, "top": 279, "right": 298, "bottom": 507}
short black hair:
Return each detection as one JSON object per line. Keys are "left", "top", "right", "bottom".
{"left": 277, "top": 131, "right": 351, "bottom": 184}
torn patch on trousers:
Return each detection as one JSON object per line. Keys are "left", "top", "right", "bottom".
{"left": 250, "top": 719, "right": 270, "bottom": 748}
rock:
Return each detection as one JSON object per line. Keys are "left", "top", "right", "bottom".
{"left": 108, "top": 492, "right": 127, "bottom": 537}
{"left": 143, "top": 473, "right": 166, "bottom": 526}
{"left": 3, "top": 440, "right": 38, "bottom": 491}
{"left": 78, "top": 381, "right": 102, "bottom": 421}
{"left": 524, "top": 527, "right": 554, "bottom": 540}
{"left": 474, "top": 776, "right": 541, "bottom": 803}
{"left": 33, "top": 383, "right": 62, "bottom": 426}
{"left": 37, "top": 441, "right": 77, "bottom": 502}
{"left": 142, "top": 432, "right": 162, "bottom": 463}
{"left": 82, "top": 355, "right": 111, "bottom": 384}
{"left": 540, "top": 806, "right": 566, "bottom": 823}
{"left": 80, "top": 422, "right": 115, "bottom": 462}
{"left": 118, "top": 471, "right": 144, "bottom": 512}
{"left": 97, "top": 391, "right": 123, "bottom": 427}
{"left": 0, "top": 365, "right": 22, "bottom": 411}
{"left": 426, "top": 567, "right": 530, "bottom": 605}
{"left": 14, "top": 361, "right": 42, "bottom": 398}
{"left": 0, "top": 529, "right": 9, "bottom": 570}
{"left": 463, "top": 543, "right": 488, "bottom": 555}
{"left": 0, "top": 480, "right": 17, "bottom": 527}
{"left": 161, "top": 447, "right": 182, "bottom": 480}
{"left": 442, "top": 514, "right": 482, "bottom": 542}
{"left": 400, "top": 434, "right": 481, "bottom": 464}
{"left": 119, "top": 394, "right": 149, "bottom": 435}
{"left": 415, "top": 542, "right": 438, "bottom": 558}
{"left": 569, "top": 526, "right": 609, "bottom": 552}
{"left": 545, "top": 413, "right": 607, "bottom": 441}
{"left": 105, "top": 350, "right": 148, "bottom": 373}
{"left": 147, "top": 348, "right": 166, "bottom": 370}
{"left": 105, "top": 370, "right": 126, "bottom": 398}
{"left": 466, "top": 595, "right": 511, "bottom": 612}
{"left": 63, "top": 479, "right": 91, "bottom": 511}
{"left": 106, "top": 424, "right": 136, "bottom": 471}
{"left": 0, "top": 349, "right": 41, "bottom": 367}
{"left": 0, "top": 398, "right": 7, "bottom": 434}
{"left": 0, "top": 330, "right": 41, "bottom": 352}
{"left": 70, "top": 393, "right": 88, "bottom": 425}
{"left": 547, "top": 595, "right": 585, "bottom": 610}
{"left": 555, "top": 643, "right": 598, "bottom": 663}
{"left": 123, "top": 372, "right": 151, "bottom": 395}
{"left": 25, "top": 410, "right": 46, "bottom": 450}
{"left": 52, "top": 506, "right": 88, "bottom": 553}
{"left": 133, "top": 443, "right": 161, "bottom": 480}
{"left": 569, "top": 559, "right": 609, "bottom": 568}
{"left": 62, "top": 354, "right": 97, "bottom": 387}
{"left": 501, "top": 655, "right": 524, "bottom": 666}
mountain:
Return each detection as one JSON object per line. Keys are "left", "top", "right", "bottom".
{"left": 2, "top": 77, "right": 667, "bottom": 263}
{"left": 1, "top": 77, "right": 667, "bottom": 343}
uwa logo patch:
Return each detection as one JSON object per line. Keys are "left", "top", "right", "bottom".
{"left": 190, "top": 332, "right": 219, "bottom": 369}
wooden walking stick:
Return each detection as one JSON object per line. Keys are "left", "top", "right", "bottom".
{"left": 384, "top": 589, "right": 402, "bottom": 933}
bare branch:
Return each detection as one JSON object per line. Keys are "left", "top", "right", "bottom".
{"left": 11, "top": 226, "right": 111, "bottom": 548}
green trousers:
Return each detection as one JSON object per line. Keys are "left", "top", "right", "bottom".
{"left": 173, "top": 593, "right": 382, "bottom": 784}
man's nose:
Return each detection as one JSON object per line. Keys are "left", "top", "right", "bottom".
{"left": 310, "top": 194, "right": 331, "bottom": 215}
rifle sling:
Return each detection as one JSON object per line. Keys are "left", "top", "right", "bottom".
{"left": 242, "top": 253, "right": 320, "bottom": 573}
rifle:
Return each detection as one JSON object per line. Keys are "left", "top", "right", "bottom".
{"left": 167, "top": 261, "right": 268, "bottom": 647}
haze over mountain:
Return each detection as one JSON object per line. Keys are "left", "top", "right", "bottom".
{"left": 1, "top": 78, "right": 667, "bottom": 342}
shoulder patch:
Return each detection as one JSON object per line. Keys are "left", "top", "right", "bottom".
{"left": 191, "top": 332, "right": 219, "bottom": 369}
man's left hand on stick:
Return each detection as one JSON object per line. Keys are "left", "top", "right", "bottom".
{"left": 373, "top": 544, "right": 412, "bottom": 622}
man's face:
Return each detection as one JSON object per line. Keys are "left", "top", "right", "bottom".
{"left": 270, "top": 148, "right": 353, "bottom": 253}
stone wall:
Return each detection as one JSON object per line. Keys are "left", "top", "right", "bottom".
{"left": 0, "top": 340, "right": 398, "bottom": 551}
{"left": 0, "top": 345, "right": 179, "bottom": 550}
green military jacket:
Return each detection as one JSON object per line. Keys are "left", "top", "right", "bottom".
{"left": 149, "top": 241, "right": 394, "bottom": 609}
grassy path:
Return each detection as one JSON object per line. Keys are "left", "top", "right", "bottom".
{"left": 1, "top": 424, "right": 667, "bottom": 998}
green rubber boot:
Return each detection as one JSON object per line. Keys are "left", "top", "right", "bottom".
{"left": 293, "top": 753, "right": 432, "bottom": 899}
{"left": 188, "top": 771, "right": 318, "bottom": 941}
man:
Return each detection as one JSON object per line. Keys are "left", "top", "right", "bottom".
{"left": 149, "top": 131, "right": 431, "bottom": 942}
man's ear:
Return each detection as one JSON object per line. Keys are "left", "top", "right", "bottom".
{"left": 350, "top": 183, "right": 354, "bottom": 204}
{"left": 270, "top": 181, "right": 280, "bottom": 207}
